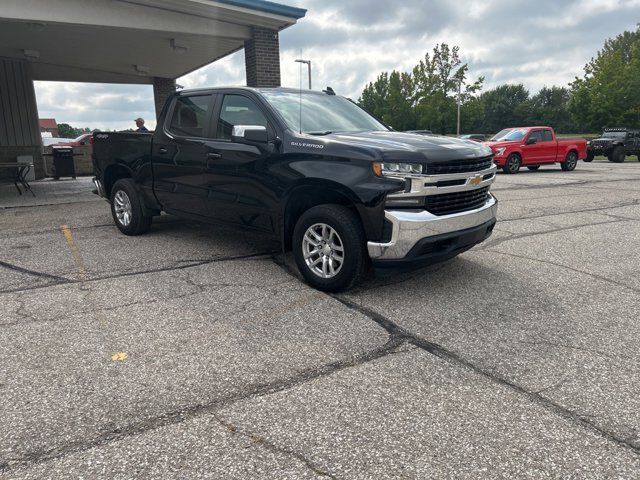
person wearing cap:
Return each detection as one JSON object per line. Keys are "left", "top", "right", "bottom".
{"left": 134, "top": 117, "right": 149, "bottom": 132}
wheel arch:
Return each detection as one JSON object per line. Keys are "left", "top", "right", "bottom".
{"left": 281, "top": 180, "right": 363, "bottom": 251}
{"left": 103, "top": 163, "right": 134, "bottom": 198}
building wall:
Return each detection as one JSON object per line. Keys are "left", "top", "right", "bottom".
{"left": 244, "top": 27, "right": 281, "bottom": 88}
{"left": 0, "top": 58, "right": 44, "bottom": 179}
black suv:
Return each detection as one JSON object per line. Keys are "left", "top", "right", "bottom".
{"left": 586, "top": 128, "right": 640, "bottom": 162}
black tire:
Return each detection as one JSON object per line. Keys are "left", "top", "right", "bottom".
{"left": 110, "top": 178, "right": 152, "bottom": 235}
{"left": 292, "top": 204, "right": 367, "bottom": 292}
{"left": 610, "top": 146, "right": 625, "bottom": 163}
{"left": 503, "top": 154, "right": 521, "bottom": 174}
{"left": 527, "top": 166, "right": 540, "bottom": 171}
{"left": 560, "top": 151, "right": 578, "bottom": 171}
{"left": 584, "top": 152, "right": 594, "bottom": 162}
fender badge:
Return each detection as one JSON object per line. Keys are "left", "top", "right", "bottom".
{"left": 469, "top": 175, "right": 482, "bottom": 186}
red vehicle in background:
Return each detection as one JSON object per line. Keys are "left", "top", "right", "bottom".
{"left": 485, "top": 127, "right": 587, "bottom": 174}
{"left": 52, "top": 133, "right": 93, "bottom": 148}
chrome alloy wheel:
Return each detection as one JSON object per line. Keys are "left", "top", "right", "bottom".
{"left": 566, "top": 152, "right": 577, "bottom": 169}
{"left": 302, "top": 223, "right": 345, "bottom": 279}
{"left": 113, "top": 190, "right": 133, "bottom": 226}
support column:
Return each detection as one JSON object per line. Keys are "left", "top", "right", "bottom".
{"left": 244, "top": 27, "right": 281, "bottom": 87}
{"left": 153, "top": 77, "right": 176, "bottom": 121}
{"left": 0, "top": 58, "right": 44, "bottom": 179}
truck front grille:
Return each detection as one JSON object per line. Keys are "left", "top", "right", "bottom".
{"left": 427, "top": 156, "right": 493, "bottom": 175}
{"left": 425, "top": 187, "right": 490, "bottom": 216}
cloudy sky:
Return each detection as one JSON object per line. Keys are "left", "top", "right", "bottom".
{"left": 35, "top": 0, "right": 640, "bottom": 131}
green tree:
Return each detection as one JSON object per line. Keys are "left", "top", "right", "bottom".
{"left": 479, "top": 84, "right": 530, "bottom": 133}
{"left": 569, "top": 27, "right": 640, "bottom": 131}
{"left": 57, "top": 123, "right": 75, "bottom": 138}
{"left": 526, "top": 86, "right": 573, "bottom": 132}
{"left": 359, "top": 72, "right": 390, "bottom": 123}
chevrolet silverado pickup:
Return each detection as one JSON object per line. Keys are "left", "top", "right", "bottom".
{"left": 486, "top": 126, "right": 587, "bottom": 174}
{"left": 92, "top": 87, "right": 497, "bottom": 291}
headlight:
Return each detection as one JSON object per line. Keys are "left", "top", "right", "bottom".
{"left": 587, "top": 141, "right": 591, "bottom": 146}
{"left": 495, "top": 147, "right": 506, "bottom": 156}
{"left": 372, "top": 162, "right": 423, "bottom": 176}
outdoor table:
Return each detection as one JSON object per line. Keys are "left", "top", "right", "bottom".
{"left": 0, "top": 162, "right": 35, "bottom": 196}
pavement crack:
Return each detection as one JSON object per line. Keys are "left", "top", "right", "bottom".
{"left": 486, "top": 250, "right": 640, "bottom": 294}
{"left": 0, "top": 338, "right": 406, "bottom": 473}
{"left": 497, "top": 198, "right": 640, "bottom": 224}
{"left": 331, "top": 295, "right": 640, "bottom": 456}
{"left": 213, "top": 414, "right": 337, "bottom": 478}
{"left": 0, "top": 260, "right": 70, "bottom": 284}
{"left": 519, "top": 340, "right": 615, "bottom": 360}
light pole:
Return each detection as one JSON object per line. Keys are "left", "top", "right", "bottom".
{"left": 295, "top": 59, "right": 312, "bottom": 89}
{"left": 456, "top": 78, "right": 462, "bottom": 137}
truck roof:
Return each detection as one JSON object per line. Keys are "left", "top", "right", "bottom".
{"left": 175, "top": 86, "right": 334, "bottom": 97}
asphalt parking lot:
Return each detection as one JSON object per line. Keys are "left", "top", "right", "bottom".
{"left": 1, "top": 160, "right": 640, "bottom": 478}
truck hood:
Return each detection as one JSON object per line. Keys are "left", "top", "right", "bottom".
{"left": 290, "top": 131, "right": 492, "bottom": 163}
{"left": 484, "top": 140, "right": 521, "bottom": 148}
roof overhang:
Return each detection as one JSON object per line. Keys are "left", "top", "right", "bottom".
{"left": 0, "top": 0, "right": 306, "bottom": 84}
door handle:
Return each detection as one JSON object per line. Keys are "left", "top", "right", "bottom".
{"left": 158, "top": 147, "right": 168, "bottom": 154}
{"left": 207, "top": 152, "right": 221, "bottom": 159}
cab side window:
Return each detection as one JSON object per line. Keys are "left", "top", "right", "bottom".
{"left": 541, "top": 130, "right": 553, "bottom": 142}
{"left": 168, "top": 95, "right": 211, "bottom": 138}
{"left": 216, "top": 95, "right": 268, "bottom": 140}
{"left": 528, "top": 130, "right": 543, "bottom": 143}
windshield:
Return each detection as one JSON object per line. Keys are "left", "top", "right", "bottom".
{"left": 493, "top": 128, "right": 527, "bottom": 141}
{"left": 261, "top": 91, "right": 387, "bottom": 134}
{"left": 490, "top": 129, "right": 512, "bottom": 141}
{"left": 602, "top": 132, "right": 625, "bottom": 138}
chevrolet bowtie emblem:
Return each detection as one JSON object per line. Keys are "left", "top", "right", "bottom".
{"left": 469, "top": 175, "right": 482, "bottom": 186}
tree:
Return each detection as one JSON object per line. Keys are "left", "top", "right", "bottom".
{"left": 569, "top": 27, "right": 640, "bottom": 131}
{"left": 527, "top": 86, "right": 573, "bottom": 132}
{"left": 57, "top": 123, "right": 75, "bottom": 138}
{"left": 479, "top": 84, "right": 530, "bottom": 133}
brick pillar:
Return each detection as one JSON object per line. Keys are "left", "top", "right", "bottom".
{"left": 153, "top": 77, "right": 176, "bottom": 120}
{"left": 244, "top": 27, "right": 281, "bottom": 87}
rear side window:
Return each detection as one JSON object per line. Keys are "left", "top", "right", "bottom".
{"left": 541, "top": 130, "right": 553, "bottom": 142}
{"left": 216, "top": 95, "right": 268, "bottom": 140}
{"left": 168, "top": 95, "right": 211, "bottom": 138}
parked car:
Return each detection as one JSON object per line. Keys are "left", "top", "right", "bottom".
{"left": 41, "top": 137, "right": 68, "bottom": 147}
{"left": 92, "top": 87, "right": 498, "bottom": 291}
{"left": 460, "top": 134, "right": 486, "bottom": 142}
{"left": 405, "top": 129, "right": 433, "bottom": 135}
{"left": 52, "top": 133, "right": 93, "bottom": 147}
{"left": 485, "top": 127, "right": 587, "bottom": 174}
{"left": 585, "top": 128, "right": 640, "bottom": 162}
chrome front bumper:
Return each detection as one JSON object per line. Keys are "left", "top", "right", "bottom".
{"left": 367, "top": 194, "right": 498, "bottom": 260}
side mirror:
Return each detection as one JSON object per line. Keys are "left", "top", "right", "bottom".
{"left": 232, "top": 125, "right": 268, "bottom": 144}
{"left": 526, "top": 137, "right": 537, "bottom": 145}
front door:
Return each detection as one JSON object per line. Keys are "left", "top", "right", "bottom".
{"left": 203, "top": 93, "right": 277, "bottom": 232}
{"left": 152, "top": 94, "right": 215, "bottom": 217}
{"left": 522, "top": 129, "right": 544, "bottom": 164}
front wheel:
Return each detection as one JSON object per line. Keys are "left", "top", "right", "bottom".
{"left": 584, "top": 152, "right": 594, "bottom": 162}
{"left": 110, "top": 178, "right": 152, "bottom": 235}
{"left": 560, "top": 151, "right": 578, "bottom": 171}
{"left": 503, "top": 154, "right": 521, "bottom": 174}
{"left": 292, "top": 204, "right": 367, "bottom": 292}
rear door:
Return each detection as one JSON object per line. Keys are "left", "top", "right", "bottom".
{"left": 151, "top": 94, "right": 216, "bottom": 217}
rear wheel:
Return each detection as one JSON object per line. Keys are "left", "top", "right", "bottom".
{"left": 503, "top": 154, "right": 521, "bottom": 174}
{"left": 110, "top": 179, "right": 152, "bottom": 235}
{"left": 527, "top": 166, "right": 540, "bottom": 171}
{"left": 292, "top": 204, "right": 367, "bottom": 292}
{"left": 560, "top": 151, "right": 578, "bottom": 171}
{"left": 610, "top": 146, "right": 625, "bottom": 163}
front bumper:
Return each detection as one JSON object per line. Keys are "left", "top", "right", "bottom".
{"left": 367, "top": 194, "right": 498, "bottom": 264}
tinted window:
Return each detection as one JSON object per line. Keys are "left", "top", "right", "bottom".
{"left": 217, "top": 95, "right": 268, "bottom": 140}
{"left": 541, "top": 130, "right": 553, "bottom": 142}
{"left": 168, "top": 95, "right": 211, "bottom": 137}
{"left": 528, "top": 130, "right": 544, "bottom": 142}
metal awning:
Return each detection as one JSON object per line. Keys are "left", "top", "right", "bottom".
{"left": 0, "top": 0, "right": 306, "bottom": 84}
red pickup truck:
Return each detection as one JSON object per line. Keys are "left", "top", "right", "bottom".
{"left": 485, "top": 127, "right": 587, "bottom": 174}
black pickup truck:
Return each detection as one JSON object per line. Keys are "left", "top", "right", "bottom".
{"left": 92, "top": 87, "right": 498, "bottom": 291}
